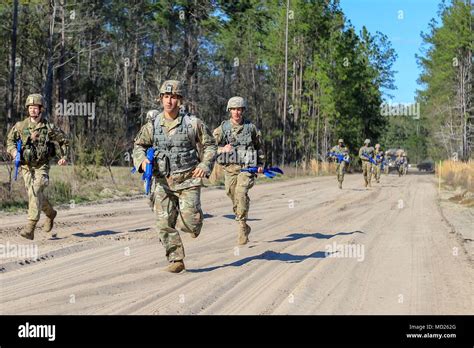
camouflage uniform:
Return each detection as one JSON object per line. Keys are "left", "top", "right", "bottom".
{"left": 132, "top": 81, "right": 216, "bottom": 266}
{"left": 213, "top": 97, "right": 265, "bottom": 245}
{"left": 396, "top": 151, "right": 408, "bottom": 176}
{"left": 372, "top": 145, "right": 384, "bottom": 183}
{"left": 358, "top": 139, "right": 374, "bottom": 187}
{"left": 330, "top": 140, "right": 349, "bottom": 189}
{"left": 6, "top": 95, "right": 69, "bottom": 239}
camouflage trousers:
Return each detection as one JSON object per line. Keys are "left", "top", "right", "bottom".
{"left": 398, "top": 164, "right": 405, "bottom": 176}
{"left": 372, "top": 164, "right": 382, "bottom": 182}
{"left": 153, "top": 184, "right": 203, "bottom": 262}
{"left": 336, "top": 161, "right": 346, "bottom": 183}
{"left": 361, "top": 161, "right": 372, "bottom": 185}
{"left": 22, "top": 164, "right": 55, "bottom": 221}
{"left": 224, "top": 171, "right": 256, "bottom": 222}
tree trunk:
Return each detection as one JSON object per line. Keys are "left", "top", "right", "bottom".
{"left": 281, "top": 0, "right": 290, "bottom": 166}
{"left": 56, "top": 0, "right": 67, "bottom": 131}
{"left": 7, "top": 0, "right": 19, "bottom": 132}
{"left": 43, "top": 0, "right": 57, "bottom": 120}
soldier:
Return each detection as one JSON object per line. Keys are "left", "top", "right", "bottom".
{"left": 358, "top": 138, "right": 374, "bottom": 188}
{"left": 396, "top": 150, "right": 408, "bottom": 177}
{"left": 403, "top": 152, "right": 408, "bottom": 175}
{"left": 213, "top": 97, "right": 265, "bottom": 245}
{"left": 329, "top": 139, "right": 349, "bottom": 189}
{"left": 132, "top": 80, "right": 217, "bottom": 273}
{"left": 6, "top": 94, "right": 69, "bottom": 240}
{"left": 372, "top": 143, "right": 384, "bottom": 183}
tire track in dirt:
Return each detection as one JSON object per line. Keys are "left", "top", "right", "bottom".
{"left": 1, "top": 172, "right": 471, "bottom": 314}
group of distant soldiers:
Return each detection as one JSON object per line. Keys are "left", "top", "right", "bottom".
{"left": 7, "top": 81, "right": 264, "bottom": 274}
{"left": 329, "top": 138, "right": 408, "bottom": 189}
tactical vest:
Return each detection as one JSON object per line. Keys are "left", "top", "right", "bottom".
{"left": 152, "top": 113, "right": 199, "bottom": 176}
{"left": 18, "top": 119, "right": 56, "bottom": 166}
{"left": 333, "top": 145, "right": 348, "bottom": 155}
{"left": 374, "top": 149, "right": 383, "bottom": 163}
{"left": 360, "top": 146, "right": 374, "bottom": 161}
{"left": 217, "top": 119, "right": 257, "bottom": 167}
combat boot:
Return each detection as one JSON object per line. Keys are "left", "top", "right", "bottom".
{"left": 166, "top": 260, "right": 185, "bottom": 273}
{"left": 43, "top": 209, "right": 57, "bottom": 233}
{"left": 338, "top": 181, "right": 342, "bottom": 189}
{"left": 20, "top": 220, "right": 37, "bottom": 240}
{"left": 238, "top": 222, "right": 251, "bottom": 245}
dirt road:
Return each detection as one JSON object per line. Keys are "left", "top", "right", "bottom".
{"left": 1, "top": 172, "right": 472, "bottom": 314}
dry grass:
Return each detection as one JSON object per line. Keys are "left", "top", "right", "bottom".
{"left": 1, "top": 157, "right": 344, "bottom": 212}
{"left": 436, "top": 160, "right": 474, "bottom": 207}
{"left": 436, "top": 160, "right": 473, "bottom": 192}
{"left": 0, "top": 164, "right": 143, "bottom": 212}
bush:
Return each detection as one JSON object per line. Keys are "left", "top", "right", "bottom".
{"left": 47, "top": 180, "right": 73, "bottom": 205}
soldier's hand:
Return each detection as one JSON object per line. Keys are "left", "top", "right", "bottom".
{"left": 11, "top": 150, "right": 17, "bottom": 160}
{"left": 31, "top": 131, "right": 40, "bottom": 141}
{"left": 257, "top": 167, "right": 264, "bottom": 174}
{"left": 192, "top": 167, "right": 206, "bottom": 178}
{"left": 222, "top": 144, "right": 233, "bottom": 153}
{"left": 141, "top": 158, "right": 150, "bottom": 172}
{"left": 58, "top": 158, "right": 67, "bottom": 166}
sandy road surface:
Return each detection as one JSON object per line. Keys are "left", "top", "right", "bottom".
{"left": 1, "top": 172, "right": 472, "bottom": 314}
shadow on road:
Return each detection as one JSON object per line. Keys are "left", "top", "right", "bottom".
{"left": 128, "top": 227, "right": 151, "bottom": 233}
{"left": 268, "top": 230, "right": 364, "bottom": 243}
{"left": 187, "top": 249, "right": 332, "bottom": 273}
{"left": 48, "top": 236, "right": 65, "bottom": 240}
{"left": 73, "top": 230, "right": 120, "bottom": 238}
{"left": 222, "top": 214, "right": 262, "bottom": 221}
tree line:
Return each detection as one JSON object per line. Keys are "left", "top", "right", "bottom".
{"left": 0, "top": 0, "right": 470, "bottom": 168}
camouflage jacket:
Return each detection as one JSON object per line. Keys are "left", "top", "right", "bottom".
{"left": 359, "top": 145, "right": 374, "bottom": 161}
{"left": 374, "top": 148, "right": 384, "bottom": 164}
{"left": 330, "top": 144, "right": 349, "bottom": 155}
{"left": 213, "top": 118, "right": 265, "bottom": 174}
{"left": 132, "top": 111, "right": 217, "bottom": 191}
{"left": 7, "top": 117, "right": 69, "bottom": 167}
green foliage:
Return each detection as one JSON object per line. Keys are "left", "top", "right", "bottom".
{"left": 47, "top": 180, "right": 72, "bottom": 205}
{"left": 1, "top": 0, "right": 399, "bottom": 165}
{"left": 416, "top": 0, "right": 473, "bottom": 161}
{"left": 73, "top": 136, "right": 101, "bottom": 180}
{"left": 380, "top": 116, "right": 429, "bottom": 163}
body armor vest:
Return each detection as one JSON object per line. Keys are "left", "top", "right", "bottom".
{"left": 217, "top": 119, "right": 257, "bottom": 167}
{"left": 153, "top": 114, "right": 199, "bottom": 176}
{"left": 20, "top": 121, "right": 56, "bottom": 166}
{"left": 361, "top": 146, "right": 374, "bottom": 159}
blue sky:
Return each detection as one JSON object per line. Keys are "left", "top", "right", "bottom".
{"left": 339, "top": 0, "right": 443, "bottom": 103}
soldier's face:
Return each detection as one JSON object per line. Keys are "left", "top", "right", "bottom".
{"left": 28, "top": 105, "right": 42, "bottom": 122}
{"left": 161, "top": 94, "right": 180, "bottom": 114}
{"left": 230, "top": 108, "right": 244, "bottom": 123}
